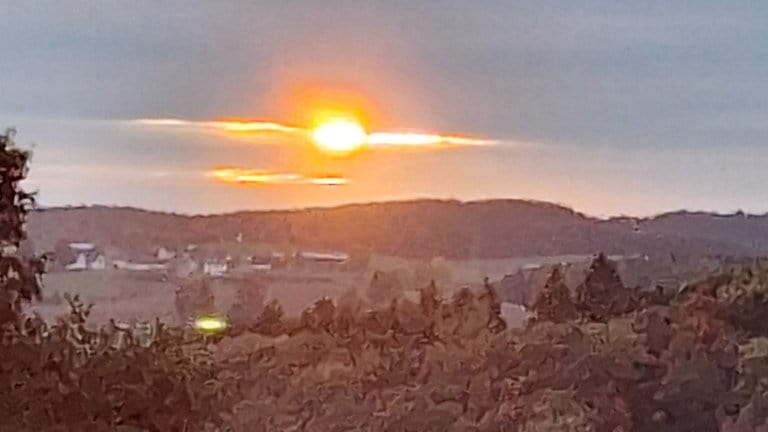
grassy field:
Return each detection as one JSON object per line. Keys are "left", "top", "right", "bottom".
{"left": 31, "top": 270, "right": 179, "bottom": 325}
{"left": 29, "top": 254, "right": 563, "bottom": 326}
{"left": 369, "top": 253, "right": 595, "bottom": 284}
{"left": 30, "top": 268, "right": 369, "bottom": 325}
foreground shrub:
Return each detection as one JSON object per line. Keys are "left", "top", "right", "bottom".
{"left": 0, "top": 130, "right": 234, "bottom": 431}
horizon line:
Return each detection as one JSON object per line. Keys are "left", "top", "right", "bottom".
{"left": 31, "top": 198, "right": 768, "bottom": 221}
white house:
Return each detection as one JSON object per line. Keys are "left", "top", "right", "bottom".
{"left": 156, "top": 247, "right": 176, "bottom": 261}
{"left": 69, "top": 242, "right": 95, "bottom": 252}
{"left": 203, "top": 261, "right": 228, "bottom": 277}
{"left": 89, "top": 254, "right": 107, "bottom": 270}
{"left": 113, "top": 260, "right": 168, "bottom": 271}
{"left": 65, "top": 249, "right": 107, "bottom": 271}
{"left": 247, "top": 254, "right": 273, "bottom": 272}
{"left": 520, "top": 263, "right": 542, "bottom": 272}
{"left": 298, "top": 250, "right": 350, "bottom": 263}
{"left": 66, "top": 253, "right": 89, "bottom": 271}
{"left": 250, "top": 263, "right": 272, "bottom": 272}
{"left": 63, "top": 242, "right": 109, "bottom": 271}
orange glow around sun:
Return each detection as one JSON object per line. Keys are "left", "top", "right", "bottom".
{"left": 132, "top": 86, "right": 500, "bottom": 187}
{"left": 132, "top": 82, "right": 502, "bottom": 192}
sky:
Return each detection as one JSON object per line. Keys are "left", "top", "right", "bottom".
{"left": 2, "top": 1, "right": 768, "bottom": 217}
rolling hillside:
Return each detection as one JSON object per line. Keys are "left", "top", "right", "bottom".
{"left": 24, "top": 199, "right": 768, "bottom": 260}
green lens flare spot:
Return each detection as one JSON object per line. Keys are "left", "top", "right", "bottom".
{"left": 194, "top": 314, "right": 227, "bottom": 334}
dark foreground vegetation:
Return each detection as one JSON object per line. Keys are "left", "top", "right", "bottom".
{"left": 2, "top": 129, "right": 768, "bottom": 431}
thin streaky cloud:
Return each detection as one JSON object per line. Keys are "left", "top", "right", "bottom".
{"left": 129, "top": 117, "right": 499, "bottom": 149}
{"left": 308, "top": 175, "right": 349, "bottom": 186}
{"left": 129, "top": 118, "right": 302, "bottom": 134}
{"left": 28, "top": 163, "right": 201, "bottom": 179}
{"left": 367, "top": 132, "right": 497, "bottom": 147}
{"left": 208, "top": 167, "right": 348, "bottom": 186}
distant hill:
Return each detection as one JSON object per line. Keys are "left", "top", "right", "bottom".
{"left": 638, "top": 210, "right": 768, "bottom": 252}
{"left": 24, "top": 199, "right": 768, "bottom": 260}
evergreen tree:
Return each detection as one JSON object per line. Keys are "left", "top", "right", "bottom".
{"left": 576, "top": 253, "right": 629, "bottom": 321}
{"left": 532, "top": 266, "right": 576, "bottom": 323}
{"left": 482, "top": 276, "right": 507, "bottom": 332}
{"left": 419, "top": 279, "right": 439, "bottom": 317}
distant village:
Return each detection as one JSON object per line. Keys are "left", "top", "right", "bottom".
{"left": 52, "top": 232, "right": 353, "bottom": 279}
{"left": 49, "top": 232, "right": 698, "bottom": 296}
{"left": 38, "top": 227, "right": 716, "bottom": 331}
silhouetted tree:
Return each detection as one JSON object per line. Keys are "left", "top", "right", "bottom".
{"left": 227, "top": 278, "right": 268, "bottom": 330}
{"left": 419, "top": 279, "right": 439, "bottom": 318}
{"left": 532, "top": 266, "right": 576, "bottom": 323}
{"left": 713, "top": 263, "right": 768, "bottom": 336}
{"left": 367, "top": 270, "right": 404, "bottom": 305}
{"left": 17, "top": 238, "right": 35, "bottom": 259}
{"left": 482, "top": 276, "right": 507, "bottom": 332}
{"left": 576, "top": 253, "right": 631, "bottom": 321}
{"left": 0, "top": 128, "right": 42, "bottom": 326}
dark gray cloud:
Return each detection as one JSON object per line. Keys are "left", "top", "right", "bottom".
{"left": 4, "top": 2, "right": 767, "bottom": 143}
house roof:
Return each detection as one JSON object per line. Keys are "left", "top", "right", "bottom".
{"left": 69, "top": 242, "right": 95, "bottom": 251}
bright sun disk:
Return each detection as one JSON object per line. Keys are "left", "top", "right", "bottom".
{"left": 311, "top": 118, "right": 367, "bottom": 154}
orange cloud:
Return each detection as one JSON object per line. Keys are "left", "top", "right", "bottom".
{"left": 308, "top": 175, "right": 349, "bottom": 186}
{"left": 131, "top": 118, "right": 302, "bottom": 135}
{"left": 208, "top": 167, "right": 348, "bottom": 186}
{"left": 130, "top": 117, "right": 497, "bottom": 149}
{"left": 367, "top": 132, "right": 497, "bottom": 147}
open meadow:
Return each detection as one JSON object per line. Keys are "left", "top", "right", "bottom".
{"left": 26, "top": 253, "right": 570, "bottom": 326}
{"left": 30, "top": 267, "right": 371, "bottom": 326}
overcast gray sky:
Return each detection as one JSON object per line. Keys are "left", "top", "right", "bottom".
{"left": 2, "top": 1, "right": 767, "bottom": 216}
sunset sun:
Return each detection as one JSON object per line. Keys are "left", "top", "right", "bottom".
{"left": 311, "top": 118, "right": 367, "bottom": 154}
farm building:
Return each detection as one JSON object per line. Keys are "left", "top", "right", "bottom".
{"left": 155, "top": 247, "right": 176, "bottom": 261}
{"left": 297, "top": 250, "right": 350, "bottom": 263}
{"left": 113, "top": 260, "right": 168, "bottom": 272}
{"left": 64, "top": 242, "right": 108, "bottom": 271}
{"left": 203, "top": 261, "right": 228, "bottom": 277}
